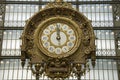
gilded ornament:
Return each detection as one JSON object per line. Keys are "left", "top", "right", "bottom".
{"left": 21, "top": 0, "right": 96, "bottom": 80}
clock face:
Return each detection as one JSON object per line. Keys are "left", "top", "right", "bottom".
{"left": 35, "top": 17, "right": 81, "bottom": 58}
{"left": 41, "top": 23, "right": 76, "bottom": 55}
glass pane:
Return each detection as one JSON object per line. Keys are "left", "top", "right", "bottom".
{"left": 79, "top": 4, "right": 113, "bottom": 27}
{"left": 4, "top": 4, "right": 39, "bottom": 27}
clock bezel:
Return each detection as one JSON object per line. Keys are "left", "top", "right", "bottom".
{"left": 34, "top": 17, "right": 82, "bottom": 58}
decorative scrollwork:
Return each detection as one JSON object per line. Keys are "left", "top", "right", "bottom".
{"left": 0, "top": 4, "right": 5, "bottom": 26}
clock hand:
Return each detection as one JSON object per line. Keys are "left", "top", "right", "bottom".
{"left": 56, "top": 23, "right": 61, "bottom": 40}
{"left": 56, "top": 23, "right": 61, "bottom": 46}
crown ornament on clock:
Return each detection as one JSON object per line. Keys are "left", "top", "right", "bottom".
{"left": 55, "top": 0, "right": 63, "bottom": 2}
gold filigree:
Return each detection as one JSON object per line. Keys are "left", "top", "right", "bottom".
{"left": 42, "top": 2, "right": 74, "bottom": 11}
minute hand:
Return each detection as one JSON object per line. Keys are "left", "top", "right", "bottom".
{"left": 56, "top": 24, "right": 61, "bottom": 40}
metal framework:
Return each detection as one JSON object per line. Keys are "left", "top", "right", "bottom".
{"left": 0, "top": 1, "right": 120, "bottom": 4}
{"left": 0, "top": 0, "right": 120, "bottom": 80}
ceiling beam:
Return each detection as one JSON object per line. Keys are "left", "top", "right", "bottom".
{"left": 0, "top": 1, "right": 120, "bottom": 5}
{"left": 0, "top": 27, "right": 120, "bottom": 30}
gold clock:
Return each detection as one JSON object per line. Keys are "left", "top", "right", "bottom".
{"left": 21, "top": 0, "right": 96, "bottom": 79}
{"left": 34, "top": 17, "right": 81, "bottom": 58}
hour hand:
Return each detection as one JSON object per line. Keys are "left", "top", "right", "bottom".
{"left": 56, "top": 24, "right": 61, "bottom": 40}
